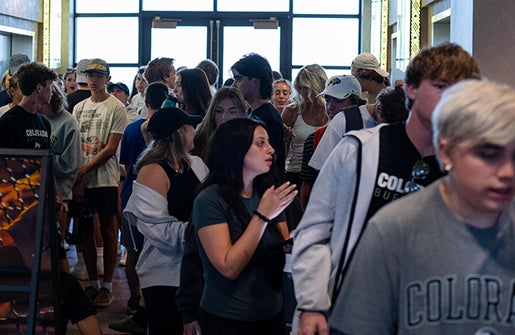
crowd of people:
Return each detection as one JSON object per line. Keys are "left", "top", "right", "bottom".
{"left": 0, "top": 41, "right": 513, "bottom": 335}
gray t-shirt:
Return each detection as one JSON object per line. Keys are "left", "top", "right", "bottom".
{"left": 329, "top": 181, "right": 515, "bottom": 335}
{"left": 192, "top": 184, "right": 284, "bottom": 321}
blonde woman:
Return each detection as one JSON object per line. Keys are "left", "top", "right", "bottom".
{"left": 282, "top": 64, "right": 329, "bottom": 189}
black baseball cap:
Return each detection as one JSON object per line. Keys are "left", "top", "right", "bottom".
{"left": 148, "top": 107, "right": 202, "bottom": 140}
{"left": 107, "top": 82, "right": 130, "bottom": 96}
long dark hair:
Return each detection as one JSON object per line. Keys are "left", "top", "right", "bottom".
{"left": 202, "top": 117, "right": 274, "bottom": 224}
{"left": 177, "top": 68, "right": 212, "bottom": 117}
{"left": 193, "top": 87, "right": 247, "bottom": 161}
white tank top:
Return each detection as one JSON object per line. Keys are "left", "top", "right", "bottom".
{"left": 286, "top": 109, "right": 320, "bottom": 173}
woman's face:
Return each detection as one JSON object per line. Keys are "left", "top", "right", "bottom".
{"left": 182, "top": 124, "right": 196, "bottom": 152}
{"left": 135, "top": 72, "right": 148, "bottom": 94}
{"left": 297, "top": 85, "right": 310, "bottom": 101}
{"left": 65, "top": 72, "right": 77, "bottom": 94}
{"left": 214, "top": 98, "right": 242, "bottom": 127}
{"left": 174, "top": 74, "right": 184, "bottom": 104}
{"left": 440, "top": 140, "right": 515, "bottom": 216}
{"left": 272, "top": 82, "right": 291, "bottom": 111}
{"left": 243, "top": 126, "right": 275, "bottom": 179}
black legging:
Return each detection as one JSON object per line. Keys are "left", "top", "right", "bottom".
{"left": 142, "top": 285, "right": 183, "bottom": 335}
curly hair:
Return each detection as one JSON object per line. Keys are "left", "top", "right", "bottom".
{"left": 405, "top": 43, "right": 480, "bottom": 109}
{"left": 16, "top": 62, "right": 57, "bottom": 96}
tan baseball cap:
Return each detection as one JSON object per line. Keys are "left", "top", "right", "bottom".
{"left": 351, "top": 52, "right": 389, "bottom": 78}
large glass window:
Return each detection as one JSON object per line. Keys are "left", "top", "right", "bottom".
{"left": 222, "top": 26, "right": 281, "bottom": 84}
{"left": 75, "top": 17, "right": 139, "bottom": 63}
{"left": 217, "top": 0, "right": 288, "bottom": 12}
{"left": 109, "top": 67, "right": 139, "bottom": 94}
{"left": 293, "top": 0, "right": 359, "bottom": 14}
{"left": 151, "top": 26, "right": 208, "bottom": 69}
{"left": 143, "top": 0, "right": 213, "bottom": 12}
{"left": 73, "top": 1, "right": 361, "bottom": 83}
{"left": 76, "top": 0, "right": 139, "bottom": 13}
{"left": 292, "top": 18, "right": 359, "bottom": 67}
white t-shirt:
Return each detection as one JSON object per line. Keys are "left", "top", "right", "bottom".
{"left": 73, "top": 95, "right": 128, "bottom": 188}
{"left": 309, "top": 105, "right": 376, "bottom": 171}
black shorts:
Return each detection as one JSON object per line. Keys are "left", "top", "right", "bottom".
{"left": 84, "top": 187, "right": 118, "bottom": 217}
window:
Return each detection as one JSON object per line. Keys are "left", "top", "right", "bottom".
{"left": 217, "top": 0, "right": 288, "bottom": 12}
{"left": 143, "top": 0, "right": 213, "bottom": 12}
{"left": 293, "top": 0, "right": 359, "bottom": 14}
{"left": 76, "top": 0, "right": 139, "bottom": 13}
{"left": 75, "top": 17, "right": 139, "bottom": 63}
{"left": 73, "top": 0, "right": 361, "bottom": 83}
{"left": 292, "top": 18, "right": 359, "bottom": 67}
{"left": 222, "top": 26, "right": 281, "bottom": 84}
{"left": 151, "top": 26, "right": 207, "bottom": 69}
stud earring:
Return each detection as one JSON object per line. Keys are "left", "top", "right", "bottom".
{"left": 444, "top": 164, "right": 452, "bottom": 172}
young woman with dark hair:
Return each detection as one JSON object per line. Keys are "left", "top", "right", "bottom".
{"left": 174, "top": 68, "right": 212, "bottom": 118}
{"left": 123, "top": 107, "right": 208, "bottom": 335}
{"left": 192, "top": 117, "right": 297, "bottom": 335}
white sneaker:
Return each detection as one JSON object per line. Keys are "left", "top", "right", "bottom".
{"left": 70, "top": 261, "right": 89, "bottom": 280}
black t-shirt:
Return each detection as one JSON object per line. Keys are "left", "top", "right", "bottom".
{"left": 250, "top": 102, "right": 285, "bottom": 182}
{"left": 365, "top": 123, "right": 444, "bottom": 221}
{"left": 0, "top": 105, "right": 51, "bottom": 149}
{"left": 67, "top": 89, "right": 91, "bottom": 113}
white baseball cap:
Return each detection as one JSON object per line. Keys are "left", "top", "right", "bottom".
{"left": 76, "top": 59, "right": 90, "bottom": 84}
{"left": 317, "top": 75, "right": 362, "bottom": 100}
{"left": 351, "top": 52, "right": 389, "bottom": 78}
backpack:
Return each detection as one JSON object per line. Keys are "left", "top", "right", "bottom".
{"left": 312, "top": 105, "right": 364, "bottom": 150}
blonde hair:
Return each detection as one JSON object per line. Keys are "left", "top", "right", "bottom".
{"left": 293, "top": 64, "right": 327, "bottom": 107}
{"left": 433, "top": 79, "right": 515, "bottom": 167}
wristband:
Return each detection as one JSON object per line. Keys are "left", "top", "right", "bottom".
{"left": 253, "top": 209, "right": 271, "bottom": 223}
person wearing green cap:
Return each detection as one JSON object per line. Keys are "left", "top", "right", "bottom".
{"left": 72, "top": 58, "right": 128, "bottom": 308}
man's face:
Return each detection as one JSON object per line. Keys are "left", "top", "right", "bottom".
{"left": 110, "top": 87, "right": 129, "bottom": 104}
{"left": 407, "top": 78, "right": 452, "bottom": 130}
{"left": 86, "top": 72, "right": 110, "bottom": 92}
{"left": 231, "top": 69, "right": 254, "bottom": 100}
{"left": 39, "top": 79, "right": 54, "bottom": 105}
{"left": 164, "top": 66, "right": 176, "bottom": 90}
{"left": 324, "top": 95, "right": 352, "bottom": 119}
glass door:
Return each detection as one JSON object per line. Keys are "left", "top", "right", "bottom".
{"left": 148, "top": 17, "right": 283, "bottom": 87}
{"left": 220, "top": 24, "right": 281, "bottom": 85}
{"left": 151, "top": 25, "right": 208, "bottom": 70}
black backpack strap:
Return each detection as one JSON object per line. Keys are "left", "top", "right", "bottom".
{"left": 343, "top": 105, "right": 364, "bottom": 133}
{"left": 331, "top": 134, "right": 362, "bottom": 304}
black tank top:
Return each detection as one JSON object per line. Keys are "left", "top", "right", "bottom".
{"left": 158, "top": 162, "right": 201, "bottom": 222}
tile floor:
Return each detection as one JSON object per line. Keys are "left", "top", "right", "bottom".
{"left": 66, "top": 245, "right": 133, "bottom": 335}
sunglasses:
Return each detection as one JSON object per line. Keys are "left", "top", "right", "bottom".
{"left": 404, "top": 159, "right": 430, "bottom": 193}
